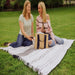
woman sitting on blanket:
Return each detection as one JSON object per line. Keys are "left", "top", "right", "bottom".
{"left": 7, "top": 0, "right": 34, "bottom": 48}
{"left": 36, "top": 1, "right": 64, "bottom": 47}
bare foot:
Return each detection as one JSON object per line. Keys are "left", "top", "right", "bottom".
{"left": 7, "top": 43, "right": 11, "bottom": 46}
{"left": 4, "top": 42, "right": 11, "bottom": 46}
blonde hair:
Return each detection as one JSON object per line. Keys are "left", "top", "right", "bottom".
{"left": 22, "top": 0, "right": 31, "bottom": 19}
{"left": 38, "top": 1, "right": 47, "bottom": 22}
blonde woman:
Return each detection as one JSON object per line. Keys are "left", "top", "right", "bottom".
{"left": 8, "top": 0, "right": 34, "bottom": 48}
{"left": 36, "top": 1, "right": 64, "bottom": 47}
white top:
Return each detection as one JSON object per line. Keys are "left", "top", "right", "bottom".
{"left": 19, "top": 14, "right": 34, "bottom": 36}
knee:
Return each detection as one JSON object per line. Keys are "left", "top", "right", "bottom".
{"left": 17, "top": 43, "right": 22, "bottom": 46}
{"left": 16, "top": 42, "right": 22, "bottom": 47}
{"left": 49, "top": 40, "right": 55, "bottom": 47}
{"left": 23, "top": 41, "right": 32, "bottom": 46}
{"left": 58, "top": 39, "right": 64, "bottom": 44}
{"left": 27, "top": 42, "right": 32, "bottom": 46}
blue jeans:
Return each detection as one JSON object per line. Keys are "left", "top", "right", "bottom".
{"left": 48, "top": 34, "right": 55, "bottom": 47}
{"left": 10, "top": 34, "right": 32, "bottom": 48}
{"left": 54, "top": 35, "right": 64, "bottom": 44}
{"left": 48, "top": 34, "right": 64, "bottom": 47}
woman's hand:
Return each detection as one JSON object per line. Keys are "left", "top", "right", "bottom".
{"left": 41, "top": 25, "right": 46, "bottom": 33}
{"left": 52, "top": 38, "right": 56, "bottom": 44}
{"left": 41, "top": 29, "right": 46, "bottom": 33}
{"left": 27, "top": 37, "right": 32, "bottom": 41}
{"left": 30, "top": 35, "right": 34, "bottom": 40}
{"left": 54, "top": 40, "right": 56, "bottom": 44}
{"left": 27, "top": 35, "right": 34, "bottom": 41}
{"left": 27, "top": 36, "right": 32, "bottom": 41}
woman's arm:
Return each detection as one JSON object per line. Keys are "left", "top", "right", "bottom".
{"left": 19, "top": 21, "right": 32, "bottom": 41}
{"left": 46, "top": 14, "right": 55, "bottom": 41}
{"left": 31, "top": 22, "right": 34, "bottom": 37}
{"left": 41, "top": 24, "right": 46, "bottom": 33}
{"left": 36, "top": 18, "right": 39, "bottom": 33}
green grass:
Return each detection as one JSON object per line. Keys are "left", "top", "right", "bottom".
{"left": 0, "top": 6, "right": 75, "bottom": 75}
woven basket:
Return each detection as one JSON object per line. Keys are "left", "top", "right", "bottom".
{"left": 34, "top": 33, "right": 48, "bottom": 49}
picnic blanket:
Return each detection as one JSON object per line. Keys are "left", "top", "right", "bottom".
{"left": 0, "top": 38, "right": 74, "bottom": 75}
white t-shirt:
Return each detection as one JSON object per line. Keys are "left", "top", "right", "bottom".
{"left": 19, "top": 14, "right": 34, "bottom": 36}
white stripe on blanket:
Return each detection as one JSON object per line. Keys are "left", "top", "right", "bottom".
{"left": 0, "top": 39, "right": 74, "bottom": 75}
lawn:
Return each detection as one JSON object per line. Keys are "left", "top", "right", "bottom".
{"left": 0, "top": 6, "right": 75, "bottom": 75}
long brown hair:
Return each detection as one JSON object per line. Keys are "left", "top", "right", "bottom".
{"left": 22, "top": 0, "right": 31, "bottom": 19}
